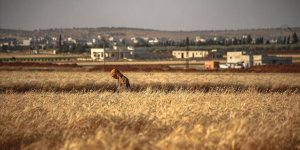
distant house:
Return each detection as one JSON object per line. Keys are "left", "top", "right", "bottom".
{"left": 253, "top": 55, "right": 292, "bottom": 65}
{"left": 227, "top": 51, "right": 292, "bottom": 67}
{"left": 172, "top": 50, "right": 222, "bottom": 59}
{"left": 109, "top": 37, "right": 114, "bottom": 42}
{"left": 172, "top": 50, "right": 209, "bottom": 59}
{"left": 270, "top": 39, "right": 278, "bottom": 44}
{"left": 67, "top": 37, "right": 75, "bottom": 43}
{"left": 0, "top": 38, "right": 17, "bottom": 47}
{"left": 227, "top": 51, "right": 251, "bottom": 64}
{"left": 86, "top": 42, "right": 93, "bottom": 46}
{"left": 148, "top": 38, "right": 159, "bottom": 45}
{"left": 22, "top": 39, "right": 31, "bottom": 46}
{"left": 91, "top": 48, "right": 132, "bottom": 61}
{"left": 131, "top": 37, "right": 143, "bottom": 44}
{"left": 91, "top": 47, "right": 168, "bottom": 61}
{"left": 127, "top": 47, "right": 156, "bottom": 59}
{"left": 195, "top": 36, "right": 206, "bottom": 43}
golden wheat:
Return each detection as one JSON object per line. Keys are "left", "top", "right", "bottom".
{"left": 1, "top": 71, "right": 300, "bottom": 87}
{"left": 0, "top": 71, "right": 300, "bottom": 149}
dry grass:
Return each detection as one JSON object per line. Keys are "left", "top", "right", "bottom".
{"left": 0, "top": 71, "right": 300, "bottom": 150}
{"left": 1, "top": 71, "right": 300, "bottom": 93}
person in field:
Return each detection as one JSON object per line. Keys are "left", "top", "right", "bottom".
{"left": 110, "top": 69, "right": 131, "bottom": 92}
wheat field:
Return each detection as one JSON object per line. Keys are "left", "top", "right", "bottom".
{"left": 1, "top": 71, "right": 300, "bottom": 150}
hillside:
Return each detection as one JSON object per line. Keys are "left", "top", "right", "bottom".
{"left": 1, "top": 27, "right": 300, "bottom": 41}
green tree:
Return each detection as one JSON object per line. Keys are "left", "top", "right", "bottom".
{"left": 287, "top": 35, "right": 290, "bottom": 44}
{"left": 58, "top": 34, "right": 62, "bottom": 51}
{"left": 246, "top": 34, "right": 252, "bottom": 44}
{"left": 186, "top": 37, "right": 189, "bottom": 49}
{"left": 283, "top": 36, "right": 287, "bottom": 44}
{"left": 292, "top": 32, "right": 298, "bottom": 44}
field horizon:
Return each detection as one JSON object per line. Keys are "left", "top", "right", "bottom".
{"left": 1, "top": 26, "right": 300, "bottom": 41}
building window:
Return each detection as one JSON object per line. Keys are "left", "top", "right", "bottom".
{"left": 230, "top": 56, "right": 232, "bottom": 59}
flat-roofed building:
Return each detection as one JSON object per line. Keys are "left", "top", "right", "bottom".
{"left": 91, "top": 48, "right": 132, "bottom": 61}
{"left": 172, "top": 50, "right": 209, "bottom": 59}
{"left": 227, "top": 51, "right": 292, "bottom": 67}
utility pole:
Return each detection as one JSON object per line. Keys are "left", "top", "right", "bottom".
{"left": 35, "top": 36, "right": 39, "bottom": 54}
{"left": 103, "top": 41, "right": 105, "bottom": 72}
{"left": 58, "top": 34, "right": 62, "bottom": 53}
{"left": 185, "top": 37, "right": 189, "bottom": 70}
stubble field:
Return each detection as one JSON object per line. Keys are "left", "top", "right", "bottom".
{"left": 0, "top": 71, "right": 300, "bottom": 150}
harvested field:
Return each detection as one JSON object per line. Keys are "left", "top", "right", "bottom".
{"left": 0, "top": 71, "right": 300, "bottom": 149}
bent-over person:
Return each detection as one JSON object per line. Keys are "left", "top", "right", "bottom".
{"left": 110, "top": 69, "right": 131, "bottom": 92}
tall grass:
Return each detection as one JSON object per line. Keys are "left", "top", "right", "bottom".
{"left": 0, "top": 71, "right": 300, "bottom": 149}
{"left": 1, "top": 71, "right": 300, "bottom": 93}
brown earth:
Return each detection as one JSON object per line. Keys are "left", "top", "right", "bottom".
{"left": 0, "top": 62, "right": 196, "bottom": 72}
{"left": 0, "top": 62, "right": 300, "bottom": 73}
{"left": 248, "top": 64, "right": 300, "bottom": 73}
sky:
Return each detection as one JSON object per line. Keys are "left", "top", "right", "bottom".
{"left": 0, "top": 0, "right": 300, "bottom": 31}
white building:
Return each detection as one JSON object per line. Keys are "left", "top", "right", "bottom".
{"left": 86, "top": 42, "right": 93, "bottom": 46}
{"left": 127, "top": 46, "right": 134, "bottom": 51}
{"left": 195, "top": 36, "right": 206, "bottom": 43}
{"left": 227, "top": 51, "right": 292, "bottom": 67}
{"left": 149, "top": 38, "right": 159, "bottom": 45}
{"left": 23, "top": 40, "right": 31, "bottom": 46}
{"left": 109, "top": 37, "right": 114, "bottom": 41}
{"left": 91, "top": 48, "right": 132, "bottom": 61}
{"left": 172, "top": 50, "right": 209, "bottom": 59}
{"left": 67, "top": 37, "right": 76, "bottom": 43}
{"left": 131, "top": 37, "right": 139, "bottom": 44}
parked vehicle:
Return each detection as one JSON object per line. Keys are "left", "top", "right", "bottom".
{"left": 219, "top": 63, "right": 244, "bottom": 69}
{"left": 219, "top": 64, "right": 229, "bottom": 69}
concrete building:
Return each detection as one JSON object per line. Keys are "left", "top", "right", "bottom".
{"left": 127, "top": 47, "right": 158, "bottom": 59}
{"left": 131, "top": 37, "right": 141, "bottom": 44}
{"left": 253, "top": 55, "right": 292, "bottom": 65}
{"left": 0, "top": 38, "right": 17, "bottom": 47}
{"left": 148, "top": 38, "right": 159, "bottom": 45}
{"left": 23, "top": 40, "right": 31, "bottom": 46}
{"left": 227, "top": 51, "right": 292, "bottom": 67}
{"left": 172, "top": 50, "right": 209, "bottom": 59}
{"left": 91, "top": 48, "right": 132, "bottom": 61}
{"left": 195, "top": 36, "right": 206, "bottom": 43}
{"left": 227, "top": 51, "right": 252, "bottom": 64}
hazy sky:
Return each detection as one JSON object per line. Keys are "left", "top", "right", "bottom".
{"left": 0, "top": 0, "right": 300, "bottom": 31}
